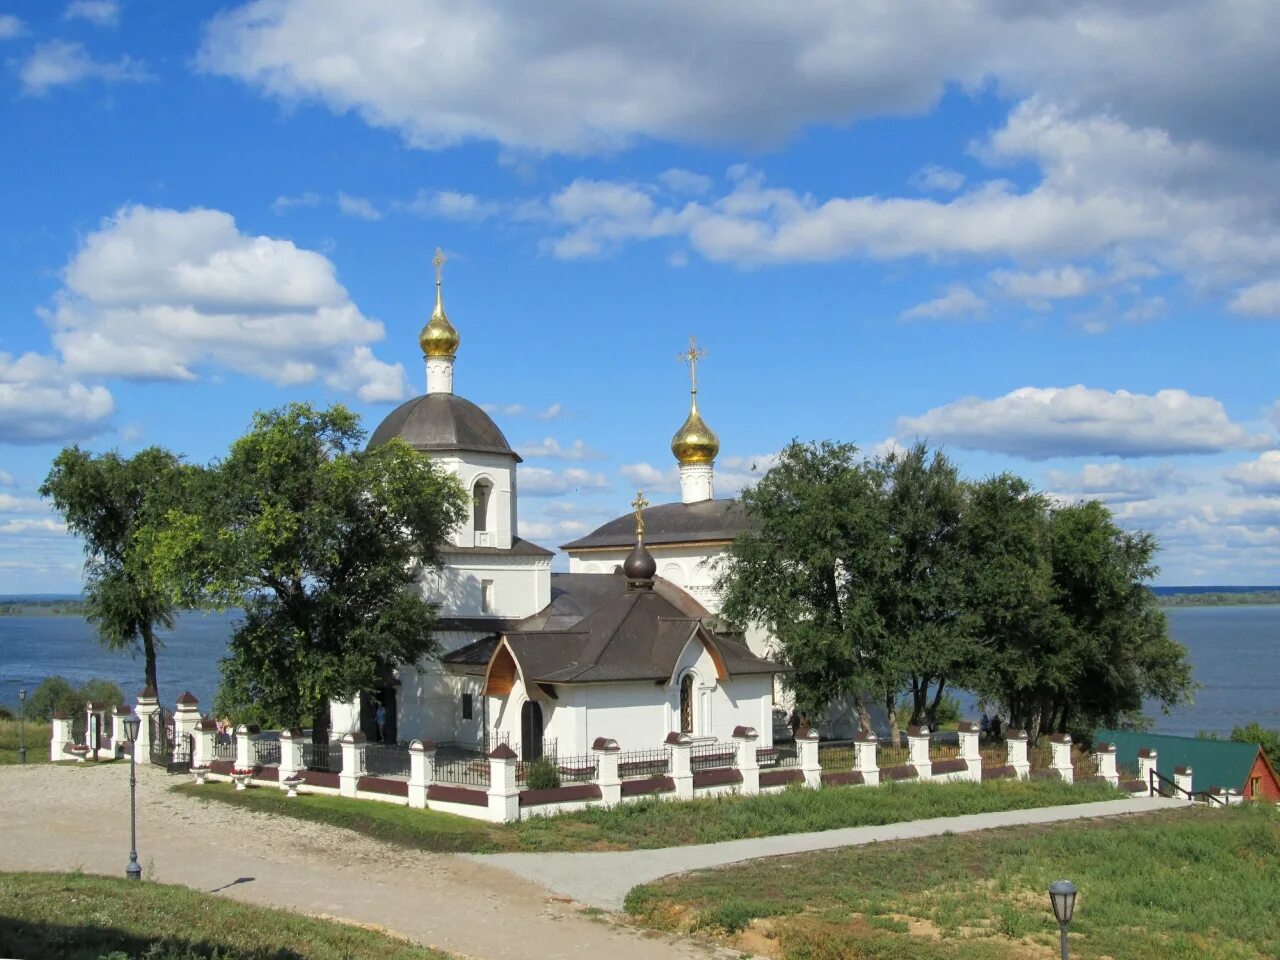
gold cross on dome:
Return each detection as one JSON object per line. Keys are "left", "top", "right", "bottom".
{"left": 433, "top": 247, "right": 447, "bottom": 284}
{"left": 678, "top": 335, "right": 707, "bottom": 393}
{"left": 631, "top": 490, "right": 649, "bottom": 537}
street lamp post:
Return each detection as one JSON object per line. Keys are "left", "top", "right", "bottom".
{"left": 122, "top": 715, "right": 142, "bottom": 881}
{"left": 1048, "top": 880, "right": 1077, "bottom": 960}
{"left": 17, "top": 688, "right": 26, "bottom": 764}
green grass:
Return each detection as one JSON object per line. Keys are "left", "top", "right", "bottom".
{"left": 0, "top": 871, "right": 446, "bottom": 959}
{"left": 175, "top": 777, "right": 1119, "bottom": 853}
{"left": 625, "top": 804, "right": 1280, "bottom": 960}
{"left": 0, "top": 718, "right": 51, "bottom": 765}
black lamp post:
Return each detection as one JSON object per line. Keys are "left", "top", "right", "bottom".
{"left": 1048, "top": 879, "right": 1077, "bottom": 960}
{"left": 122, "top": 715, "right": 142, "bottom": 881}
{"left": 17, "top": 688, "right": 26, "bottom": 764}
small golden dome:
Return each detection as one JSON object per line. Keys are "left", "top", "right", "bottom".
{"left": 671, "top": 396, "right": 720, "bottom": 465}
{"left": 420, "top": 247, "right": 460, "bottom": 358}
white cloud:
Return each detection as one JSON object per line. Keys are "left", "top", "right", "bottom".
{"left": 0, "top": 518, "right": 66, "bottom": 534}
{"left": 64, "top": 1, "right": 120, "bottom": 27}
{"left": 0, "top": 492, "right": 50, "bottom": 513}
{"left": 43, "top": 205, "right": 408, "bottom": 402}
{"left": 1226, "top": 451, "right": 1280, "bottom": 494}
{"left": 0, "top": 470, "right": 13, "bottom": 486}
{"left": 899, "top": 385, "right": 1270, "bottom": 460}
{"left": 1045, "top": 463, "right": 1193, "bottom": 504}
{"left": 518, "top": 437, "right": 601, "bottom": 461}
{"left": 659, "top": 169, "right": 713, "bottom": 195}
{"left": 271, "top": 192, "right": 322, "bottom": 214}
{"left": 910, "top": 165, "right": 965, "bottom": 193}
{"left": 482, "top": 401, "right": 562, "bottom": 420}
{"left": 404, "top": 189, "right": 499, "bottom": 222}
{"left": 900, "top": 284, "right": 987, "bottom": 321}
{"left": 336, "top": 192, "right": 383, "bottom": 221}
{"left": 990, "top": 266, "right": 1095, "bottom": 302}
{"left": 520, "top": 466, "right": 610, "bottom": 496}
{"left": 534, "top": 403, "right": 563, "bottom": 420}
{"left": 619, "top": 462, "right": 679, "bottom": 494}
{"left": 0, "top": 15, "right": 26, "bottom": 38}
{"left": 20, "top": 39, "right": 151, "bottom": 95}
{"left": 0, "top": 352, "right": 114, "bottom": 445}
{"left": 1228, "top": 279, "right": 1280, "bottom": 316}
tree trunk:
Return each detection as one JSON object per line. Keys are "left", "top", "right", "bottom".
{"left": 311, "top": 701, "right": 330, "bottom": 745}
{"left": 926, "top": 676, "right": 947, "bottom": 729}
{"left": 140, "top": 621, "right": 159, "bottom": 695}
{"left": 884, "top": 689, "right": 900, "bottom": 748}
{"left": 854, "top": 694, "right": 875, "bottom": 737}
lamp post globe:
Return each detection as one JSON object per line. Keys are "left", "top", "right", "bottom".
{"left": 122, "top": 715, "right": 142, "bottom": 881}
{"left": 1048, "top": 880, "right": 1077, "bottom": 960}
{"left": 17, "top": 688, "right": 26, "bottom": 765}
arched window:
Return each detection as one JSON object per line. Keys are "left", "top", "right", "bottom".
{"left": 473, "top": 480, "right": 492, "bottom": 532}
{"left": 680, "top": 673, "right": 695, "bottom": 735}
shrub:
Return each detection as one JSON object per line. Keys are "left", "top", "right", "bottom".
{"left": 525, "top": 756, "right": 560, "bottom": 790}
{"left": 24, "top": 676, "right": 127, "bottom": 721}
{"left": 1230, "top": 722, "right": 1280, "bottom": 769}
{"left": 0, "top": 706, "right": 12, "bottom": 721}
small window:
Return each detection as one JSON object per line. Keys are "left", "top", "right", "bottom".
{"left": 473, "top": 480, "right": 492, "bottom": 532}
{"left": 680, "top": 674, "right": 695, "bottom": 735}
{"left": 481, "top": 579, "right": 494, "bottom": 614}
{"left": 462, "top": 693, "right": 474, "bottom": 721}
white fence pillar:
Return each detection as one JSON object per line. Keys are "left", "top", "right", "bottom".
{"left": 408, "top": 739, "right": 435, "bottom": 809}
{"left": 798, "top": 728, "right": 822, "bottom": 789}
{"left": 853, "top": 732, "right": 880, "bottom": 786}
{"left": 733, "top": 726, "right": 760, "bottom": 795}
{"left": 235, "top": 724, "right": 261, "bottom": 772}
{"left": 278, "top": 728, "right": 304, "bottom": 783}
{"left": 957, "top": 721, "right": 982, "bottom": 782}
{"left": 134, "top": 689, "right": 160, "bottom": 762}
{"left": 85, "top": 702, "right": 106, "bottom": 758}
{"left": 1137, "top": 748, "right": 1158, "bottom": 792}
{"left": 173, "top": 693, "right": 201, "bottom": 755}
{"left": 1007, "top": 730, "right": 1030, "bottom": 779}
{"left": 907, "top": 725, "right": 932, "bottom": 780}
{"left": 1093, "top": 742, "right": 1118, "bottom": 786}
{"left": 487, "top": 744, "right": 520, "bottom": 823}
{"left": 667, "top": 732, "right": 694, "bottom": 799}
{"left": 1174, "top": 765, "right": 1194, "bottom": 796}
{"left": 339, "top": 732, "right": 366, "bottom": 797}
{"left": 110, "top": 706, "right": 131, "bottom": 758}
{"left": 49, "top": 712, "right": 73, "bottom": 761}
{"left": 1049, "top": 734, "right": 1074, "bottom": 783}
{"left": 593, "top": 737, "right": 622, "bottom": 806}
{"left": 192, "top": 719, "right": 216, "bottom": 768}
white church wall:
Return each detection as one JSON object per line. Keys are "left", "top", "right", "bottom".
{"left": 577, "top": 683, "right": 671, "bottom": 753}
{"left": 430, "top": 452, "right": 517, "bottom": 551}
{"left": 423, "top": 555, "right": 550, "bottom": 619}
{"left": 396, "top": 660, "right": 485, "bottom": 745}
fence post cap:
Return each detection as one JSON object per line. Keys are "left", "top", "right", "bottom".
{"left": 852, "top": 731, "right": 878, "bottom": 743}
{"left": 731, "top": 725, "right": 758, "bottom": 740}
{"left": 1137, "top": 747, "right": 1157, "bottom": 758}
{"left": 957, "top": 720, "right": 981, "bottom": 733}
{"left": 341, "top": 731, "right": 367, "bottom": 745}
{"left": 907, "top": 724, "right": 930, "bottom": 737}
{"left": 138, "top": 687, "right": 158, "bottom": 700}
{"left": 665, "top": 731, "right": 691, "bottom": 745}
{"left": 1094, "top": 741, "right": 1116, "bottom": 752}
{"left": 113, "top": 705, "right": 132, "bottom": 716}
{"left": 488, "top": 743, "right": 517, "bottom": 760}
{"left": 175, "top": 691, "right": 199, "bottom": 706}
{"left": 51, "top": 711, "right": 69, "bottom": 720}
{"left": 408, "top": 739, "right": 436, "bottom": 752}
{"left": 1007, "top": 729, "right": 1028, "bottom": 740}
{"left": 1049, "top": 733, "right": 1072, "bottom": 744}
{"left": 236, "top": 723, "right": 262, "bottom": 736}
{"left": 592, "top": 736, "right": 620, "bottom": 752}
{"left": 1175, "top": 765, "right": 1193, "bottom": 775}
{"left": 279, "top": 727, "right": 304, "bottom": 739}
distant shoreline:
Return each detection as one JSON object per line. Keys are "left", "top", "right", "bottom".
{"left": 1156, "top": 591, "right": 1280, "bottom": 607}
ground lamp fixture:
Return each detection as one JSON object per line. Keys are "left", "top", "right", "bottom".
{"left": 1048, "top": 879, "right": 1077, "bottom": 960}
{"left": 122, "top": 714, "right": 142, "bottom": 881}
{"left": 17, "top": 688, "right": 26, "bottom": 764}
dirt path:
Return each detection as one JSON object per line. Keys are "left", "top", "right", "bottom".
{"left": 0, "top": 762, "right": 720, "bottom": 960}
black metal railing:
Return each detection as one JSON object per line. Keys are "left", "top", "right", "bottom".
{"left": 301, "top": 741, "right": 342, "bottom": 773}
{"left": 213, "top": 739, "right": 236, "bottom": 761}
{"left": 878, "top": 742, "right": 910, "bottom": 767}
{"left": 365, "top": 743, "right": 411, "bottom": 778}
{"left": 71, "top": 716, "right": 86, "bottom": 744}
{"left": 818, "top": 741, "right": 855, "bottom": 769}
{"left": 433, "top": 755, "right": 490, "bottom": 787}
{"left": 690, "top": 740, "right": 736, "bottom": 772}
{"left": 758, "top": 743, "right": 800, "bottom": 768}
{"left": 928, "top": 735, "right": 962, "bottom": 761}
{"left": 618, "top": 747, "right": 670, "bottom": 779}
{"left": 554, "top": 753, "right": 597, "bottom": 784}
{"left": 252, "top": 738, "right": 281, "bottom": 766}
{"left": 1150, "top": 767, "right": 1225, "bottom": 806}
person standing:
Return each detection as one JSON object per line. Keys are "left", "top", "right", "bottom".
{"left": 374, "top": 702, "right": 387, "bottom": 743}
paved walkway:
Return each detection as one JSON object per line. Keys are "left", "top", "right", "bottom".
{"left": 474, "top": 796, "right": 1189, "bottom": 910}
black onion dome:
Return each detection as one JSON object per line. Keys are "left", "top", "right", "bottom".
{"left": 622, "top": 540, "right": 657, "bottom": 584}
{"left": 368, "top": 394, "right": 521, "bottom": 461}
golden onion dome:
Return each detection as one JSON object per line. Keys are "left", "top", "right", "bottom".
{"left": 671, "top": 396, "right": 720, "bottom": 465}
{"left": 419, "top": 282, "right": 460, "bottom": 358}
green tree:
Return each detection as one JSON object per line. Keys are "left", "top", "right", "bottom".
{"left": 149, "top": 403, "right": 468, "bottom": 742}
{"left": 716, "top": 441, "right": 891, "bottom": 733}
{"left": 25, "top": 676, "right": 127, "bottom": 721}
{"left": 1230, "top": 722, "right": 1280, "bottom": 770}
{"left": 41, "top": 446, "right": 187, "bottom": 695}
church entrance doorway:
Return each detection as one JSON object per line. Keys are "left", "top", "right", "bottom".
{"left": 520, "top": 700, "right": 544, "bottom": 761}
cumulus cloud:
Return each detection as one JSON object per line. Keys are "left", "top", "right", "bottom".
{"left": 1228, "top": 279, "right": 1280, "bottom": 316}
{"left": 518, "top": 437, "right": 602, "bottom": 461}
{"left": 481, "top": 401, "right": 563, "bottom": 420}
{"left": 1226, "top": 450, "right": 1280, "bottom": 494}
{"left": 64, "top": 1, "right": 120, "bottom": 26}
{"left": 0, "top": 352, "right": 114, "bottom": 445}
{"left": 0, "top": 14, "right": 26, "bottom": 38}
{"left": 619, "top": 462, "right": 679, "bottom": 494}
{"left": 899, "top": 385, "right": 1270, "bottom": 460}
{"left": 990, "top": 266, "right": 1095, "bottom": 302}
{"left": 271, "top": 192, "right": 321, "bottom": 214}
{"left": 20, "top": 39, "right": 151, "bottom": 94}
{"left": 1045, "top": 463, "right": 1193, "bottom": 503}
{"left": 659, "top": 169, "right": 713, "bottom": 195}
{"left": 336, "top": 192, "right": 382, "bottom": 221}
{"left": 910, "top": 165, "right": 965, "bottom": 193}
{"left": 404, "top": 190, "right": 499, "bottom": 222}
{"left": 43, "top": 205, "right": 409, "bottom": 402}
{"left": 0, "top": 470, "right": 14, "bottom": 487}
{"left": 899, "top": 284, "right": 987, "bottom": 321}
{"left": 520, "top": 466, "right": 610, "bottom": 496}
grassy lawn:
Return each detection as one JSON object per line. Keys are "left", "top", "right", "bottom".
{"left": 175, "top": 777, "right": 1120, "bottom": 854}
{"left": 0, "top": 871, "right": 447, "bottom": 960}
{"left": 624, "top": 804, "right": 1280, "bottom": 960}
{"left": 0, "top": 718, "right": 51, "bottom": 765}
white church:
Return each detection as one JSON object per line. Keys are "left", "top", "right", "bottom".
{"left": 332, "top": 252, "right": 787, "bottom": 759}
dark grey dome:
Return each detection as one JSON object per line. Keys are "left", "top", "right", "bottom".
{"left": 368, "top": 394, "right": 521, "bottom": 461}
{"left": 622, "top": 539, "right": 657, "bottom": 584}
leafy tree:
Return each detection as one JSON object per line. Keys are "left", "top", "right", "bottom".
{"left": 148, "top": 403, "right": 468, "bottom": 742}
{"left": 41, "top": 447, "right": 186, "bottom": 695}
{"left": 1230, "top": 722, "right": 1280, "bottom": 770}
{"left": 25, "top": 676, "right": 127, "bottom": 721}
{"left": 716, "top": 441, "right": 891, "bottom": 733}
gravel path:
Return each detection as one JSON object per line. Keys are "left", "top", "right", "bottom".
{"left": 474, "top": 795, "right": 1190, "bottom": 910}
{"left": 0, "top": 762, "right": 723, "bottom": 960}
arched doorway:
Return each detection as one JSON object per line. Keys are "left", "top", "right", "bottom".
{"left": 520, "top": 700, "right": 544, "bottom": 761}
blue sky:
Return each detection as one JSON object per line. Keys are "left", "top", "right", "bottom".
{"left": 3, "top": 0, "right": 1280, "bottom": 592}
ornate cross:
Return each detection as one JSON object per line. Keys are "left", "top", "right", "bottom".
{"left": 433, "top": 247, "right": 447, "bottom": 285}
{"left": 678, "top": 335, "right": 707, "bottom": 393}
{"left": 631, "top": 490, "right": 649, "bottom": 537}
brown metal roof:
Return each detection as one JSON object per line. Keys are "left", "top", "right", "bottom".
{"left": 560, "top": 498, "right": 754, "bottom": 551}
{"left": 368, "top": 393, "right": 521, "bottom": 461}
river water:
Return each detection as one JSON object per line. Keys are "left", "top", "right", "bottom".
{"left": 1, "top": 606, "right": 1277, "bottom": 737}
